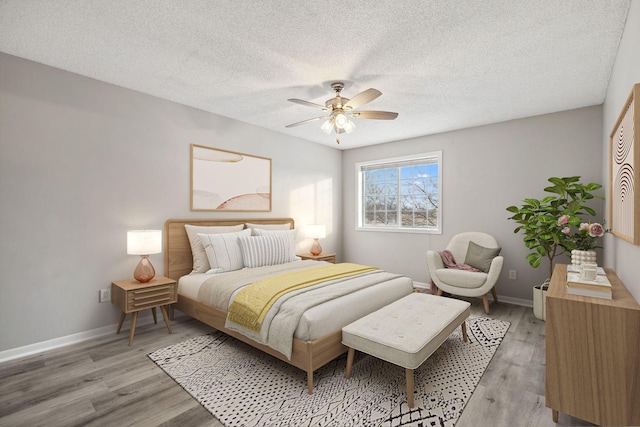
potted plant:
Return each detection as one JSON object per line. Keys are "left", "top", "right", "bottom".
{"left": 506, "top": 176, "right": 603, "bottom": 320}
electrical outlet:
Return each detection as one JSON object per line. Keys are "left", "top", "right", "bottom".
{"left": 99, "top": 288, "right": 111, "bottom": 303}
{"left": 508, "top": 270, "right": 517, "bottom": 280}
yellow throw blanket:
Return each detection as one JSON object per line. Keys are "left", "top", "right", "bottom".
{"left": 227, "top": 263, "right": 379, "bottom": 332}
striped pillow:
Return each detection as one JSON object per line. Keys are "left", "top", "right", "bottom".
{"left": 239, "top": 234, "right": 296, "bottom": 268}
{"left": 252, "top": 228, "right": 297, "bottom": 255}
{"left": 197, "top": 228, "right": 251, "bottom": 274}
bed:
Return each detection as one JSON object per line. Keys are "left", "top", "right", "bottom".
{"left": 164, "top": 217, "right": 413, "bottom": 393}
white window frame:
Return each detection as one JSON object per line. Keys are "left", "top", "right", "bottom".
{"left": 355, "top": 151, "right": 442, "bottom": 234}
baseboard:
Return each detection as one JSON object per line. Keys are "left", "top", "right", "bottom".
{"left": 413, "top": 281, "right": 533, "bottom": 308}
{"left": 0, "top": 313, "right": 186, "bottom": 364}
{"left": 412, "top": 281, "right": 430, "bottom": 290}
{"left": 497, "top": 295, "right": 533, "bottom": 308}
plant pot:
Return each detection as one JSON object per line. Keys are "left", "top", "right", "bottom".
{"left": 571, "top": 250, "right": 596, "bottom": 267}
{"left": 533, "top": 279, "right": 550, "bottom": 321}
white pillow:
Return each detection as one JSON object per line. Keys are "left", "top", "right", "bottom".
{"left": 238, "top": 234, "right": 296, "bottom": 268}
{"left": 197, "top": 228, "right": 251, "bottom": 274}
{"left": 253, "top": 228, "right": 297, "bottom": 255}
{"left": 184, "top": 224, "right": 244, "bottom": 274}
{"left": 245, "top": 222, "right": 291, "bottom": 235}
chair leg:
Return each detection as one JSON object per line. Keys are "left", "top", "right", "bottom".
{"left": 482, "top": 294, "right": 491, "bottom": 314}
{"left": 491, "top": 287, "right": 499, "bottom": 304}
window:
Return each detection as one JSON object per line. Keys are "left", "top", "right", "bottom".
{"left": 356, "top": 151, "right": 441, "bottom": 233}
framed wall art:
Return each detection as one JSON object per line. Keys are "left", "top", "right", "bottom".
{"left": 191, "top": 144, "right": 272, "bottom": 212}
{"left": 609, "top": 83, "right": 640, "bottom": 245}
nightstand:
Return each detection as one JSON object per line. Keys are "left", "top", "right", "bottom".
{"left": 297, "top": 252, "right": 336, "bottom": 263}
{"left": 111, "top": 276, "right": 177, "bottom": 346}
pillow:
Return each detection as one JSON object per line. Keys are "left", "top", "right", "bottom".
{"left": 464, "top": 241, "right": 501, "bottom": 273}
{"left": 253, "top": 228, "right": 297, "bottom": 255}
{"left": 238, "top": 234, "right": 297, "bottom": 268}
{"left": 245, "top": 222, "right": 292, "bottom": 235}
{"left": 197, "top": 228, "right": 251, "bottom": 274}
{"left": 185, "top": 224, "right": 244, "bottom": 274}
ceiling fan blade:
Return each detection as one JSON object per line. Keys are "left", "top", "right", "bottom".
{"left": 287, "top": 98, "right": 328, "bottom": 110}
{"left": 343, "top": 88, "right": 381, "bottom": 110}
{"left": 350, "top": 111, "right": 398, "bottom": 120}
{"left": 285, "top": 116, "right": 326, "bottom": 128}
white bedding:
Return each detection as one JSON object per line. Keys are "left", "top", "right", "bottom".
{"left": 177, "top": 261, "right": 413, "bottom": 351}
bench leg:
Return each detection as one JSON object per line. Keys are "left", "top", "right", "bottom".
{"left": 345, "top": 347, "right": 355, "bottom": 379}
{"left": 406, "top": 368, "right": 415, "bottom": 408}
{"left": 461, "top": 321, "right": 468, "bottom": 342}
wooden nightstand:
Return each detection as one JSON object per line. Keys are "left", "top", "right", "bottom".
{"left": 111, "top": 276, "right": 177, "bottom": 346}
{"left": 297, "top": 253, "right": 336, "bottom": 263}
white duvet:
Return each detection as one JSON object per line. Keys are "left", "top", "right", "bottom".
{"left": 178, "top": 260, "right": 414, "bottom": 359}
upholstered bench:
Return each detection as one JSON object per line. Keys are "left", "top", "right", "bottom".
{"left": 342, "top": 293, "right": 471, "bottom": 408}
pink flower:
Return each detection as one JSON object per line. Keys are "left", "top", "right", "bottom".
{"left": 579, "top": 223, "right": 590, "bottom": 232}
{"left": 558, "top": 215, "right": 570, "bottom": 226}
{"left": 561, "top": 227, "right": 571, "bottom": 234}
{"left": 589, "top": 223, "right": 605, "bottom": 237}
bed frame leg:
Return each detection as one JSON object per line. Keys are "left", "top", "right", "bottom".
{"left": 307, "top": 370, "right": 313, "bottom": 394}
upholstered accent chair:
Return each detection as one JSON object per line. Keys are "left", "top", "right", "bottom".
{"left": 426, "top": 232, "right": 503, "bottom": 314}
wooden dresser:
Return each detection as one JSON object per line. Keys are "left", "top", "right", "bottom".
{"left": 545, "top": 264, "right": 640, "bottom": 425}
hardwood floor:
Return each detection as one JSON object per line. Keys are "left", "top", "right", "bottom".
{"left": 0, "top": 299, "right": 595, "bottom": 426}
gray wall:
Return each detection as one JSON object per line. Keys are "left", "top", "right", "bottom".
{"left": 4, "top": 1, "right": 640, "bottom": 355}
{"left": 602, "top": 0, "right": 640, "bottom": 301}
{"left": 0, "top": 53, "right": 342, "bottom": 352}
{"left": 342, "top": 106, "right": 604, "bottom": 302}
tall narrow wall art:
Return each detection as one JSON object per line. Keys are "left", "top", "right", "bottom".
{"left": 609, "top": 83, "right": 640, "bottom": 245}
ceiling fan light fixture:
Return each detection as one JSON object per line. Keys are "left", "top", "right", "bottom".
{"left": 320, "top": 118, "right": 334, "bottom": 134}
{"left": 286, "top": 82, "right": 397, "bottom": 144}
{"left": 344, "top": 119, "right": 356, "bottom": 134}
{"left": 334, "top": 113, "right": 348, "bottom": 129}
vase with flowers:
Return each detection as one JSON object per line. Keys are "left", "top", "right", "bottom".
{"left": 557, "top": 217, "right": 607, "bottom": 266}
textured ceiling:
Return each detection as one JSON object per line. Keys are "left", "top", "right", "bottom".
{"left": 0, "top": 1, "right": 631, "bottom": 149}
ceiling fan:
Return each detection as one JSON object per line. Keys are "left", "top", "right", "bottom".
{"left": 285, "top": 82, "right": 398, "bottom": 144}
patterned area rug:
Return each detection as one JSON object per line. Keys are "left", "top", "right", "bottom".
{"left": 148, "top": 317, "right": 509, "bottom": 427}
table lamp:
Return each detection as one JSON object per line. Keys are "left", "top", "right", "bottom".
{"left": 306, "top": 224, "right": 326, "bottom": 256}
{"left": 127, "top": 230, "right": 162, "bottom": 283}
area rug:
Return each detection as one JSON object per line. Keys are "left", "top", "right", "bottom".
{"left": 148, "top": 316, "right": 509, "bottom": 427}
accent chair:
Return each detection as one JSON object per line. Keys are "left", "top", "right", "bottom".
{"left": 426, "top": 232, "right": 503, "bottom": 314}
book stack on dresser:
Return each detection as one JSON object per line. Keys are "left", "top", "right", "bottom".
{"left": 565, "top": 265, "right": 612, "bottom": 299}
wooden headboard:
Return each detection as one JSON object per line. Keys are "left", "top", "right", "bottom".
{"left": 163, "top": 217, "right": 295, "bottom": 281}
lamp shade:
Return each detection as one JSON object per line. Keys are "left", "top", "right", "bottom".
{"left": 306, "top": 224, "right": 326, "bottom": 239}
{"left": 127, "top": 230, "right": 162, "bottom": 255}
